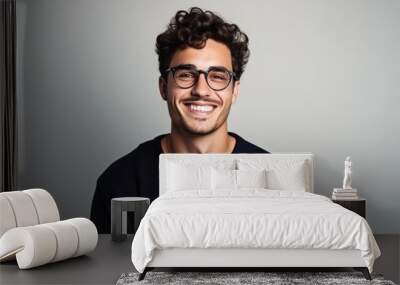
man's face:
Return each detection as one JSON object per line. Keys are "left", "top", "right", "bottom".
{"left": 159, "top": 39, "right": 240, "bottom": 135}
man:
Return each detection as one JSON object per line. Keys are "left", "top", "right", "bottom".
{"left": 91, "top": 7, "right": 269, "bottom": 233}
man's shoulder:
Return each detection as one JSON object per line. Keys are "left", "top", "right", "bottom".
{"left": 99, "top": 134, "right": 165, "bottom": 180}
{"left": 229, "top": 132, "right": 269, "bottom": 153}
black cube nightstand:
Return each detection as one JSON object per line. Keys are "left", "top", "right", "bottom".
{"left": 332, "top": 197, "right": 366, "bottom": 218}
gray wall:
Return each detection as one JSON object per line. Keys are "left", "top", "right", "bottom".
{"left": 16, "top": 0, "right": 400, "bottom": 233}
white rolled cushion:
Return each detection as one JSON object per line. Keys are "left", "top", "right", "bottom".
{"left": 23, "top": 189, "right": 60, "bottom": 223}
{"left": 211, "top": 168, "right": 236, "bottom": 190}
{"left": 0, "top": 218, "right": 97, "bottom": 269}
{"left": 0, "top": 191, "right": 39, "bottom": 227}
{"left": 167, "top": 162, "right": 212, "bottom": 191}
{"left": 65, "top": 218, "right": 98, "bottom": 257}
{"left": 237, "top": 159, "right": 308, "bottom": 191}
{"left": 236, "top": 169, "right": 268, "bottom": 189}
{"left": 0, "top": 196, "right": 17, "bottom": 237}
{"left": 0, "top": 226, "right": 57, "bottom": 269}
{"left": 42, "top": 221, "right": 79, "bottom": 262}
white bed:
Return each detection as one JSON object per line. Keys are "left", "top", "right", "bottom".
{"left": 131, "top": 153, "right": 380, "bottom": 280}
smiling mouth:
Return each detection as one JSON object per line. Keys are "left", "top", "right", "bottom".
{"left": 183, "top": 103, "right": 217, "bottom": 118}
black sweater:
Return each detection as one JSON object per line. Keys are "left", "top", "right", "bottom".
{"left": 90, "top": 132, "right": 269, "bottom": 233}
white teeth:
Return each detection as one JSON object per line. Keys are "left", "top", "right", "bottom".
{"left": 190, "top": 104, "right": 213, "bottom": 112}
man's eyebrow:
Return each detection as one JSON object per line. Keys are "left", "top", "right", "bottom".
{"left": 172, "top": 64, "right": 231, "bottom": 71}
{"left": 173, "top": 64, "right": 196, "bottom": 69}
{"left": 209, "top": 65, "right": 230, "bottom": 70}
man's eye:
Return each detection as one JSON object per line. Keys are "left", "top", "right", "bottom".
{"left": 176, "top": 71, "right": 196, "bottom": 79}
{"left": 209, "top": 72, "right": 228, "bottom": 81}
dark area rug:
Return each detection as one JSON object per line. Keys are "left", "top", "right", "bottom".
{"left": 116, "top": 271, "right": 396, "bottom": 285}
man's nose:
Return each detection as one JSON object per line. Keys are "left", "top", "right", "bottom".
{"left": 191, "top": 73, "right": 210, "bottom": 97}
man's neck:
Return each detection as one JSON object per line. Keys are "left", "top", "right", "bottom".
{"left": 161, "top": 127, "right": 236, "bottom": 154}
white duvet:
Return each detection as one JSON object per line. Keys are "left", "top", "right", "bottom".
{"left": 131, "top": 190, "right": 380, "bottom": 273}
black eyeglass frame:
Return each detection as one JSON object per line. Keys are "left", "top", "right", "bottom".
{"left": 163, "top": 65, "right": 237, "bottom": 91}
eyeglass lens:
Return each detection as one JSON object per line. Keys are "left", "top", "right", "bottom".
{"left": 173, "top": 68, "right": 232, "bottom": 91}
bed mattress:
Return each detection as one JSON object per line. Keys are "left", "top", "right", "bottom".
{"left": 131, "top": 189, "right": 380, "bottom": 273}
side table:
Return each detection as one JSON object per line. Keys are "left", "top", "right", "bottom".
{"left": 332, "top": 197, "right": 366, "bottom": 218}
{"left": 111, "top": 197, "right": 150, "bottom": 242}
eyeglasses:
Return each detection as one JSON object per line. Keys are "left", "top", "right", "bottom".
{"left": 164, "top": 65, "right": 237, "bottom": 91}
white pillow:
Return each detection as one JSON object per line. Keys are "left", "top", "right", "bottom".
{"left": 211, "top": 168, "right": 236, "bottom": 190}
{"left": 267, "top": 165, "right": 306, "bottom": 191}
{"left": 211, "top": 168, "right": 268, "bottom": 190}
{"left": 236, "top": 169, "right": 268, "bottom": 189}
{"left": 167, "top": 162, "right": 212, "bottom": 191}
{"left": 166, "top": 158, "right": 236, "bottom": 171}
{"left": 237, "top": 159, "right": 308, "bottom": 191}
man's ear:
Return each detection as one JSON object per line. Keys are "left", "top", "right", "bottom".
{"left": 159, "top": 76, "right": 168, "bottom": 101}
{"left": 231, "top": 80, "right": 240, "bottom": 104}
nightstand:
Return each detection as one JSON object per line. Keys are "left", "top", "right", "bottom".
{"left": 332, "top": 197, "right": 366, "bottom": 218}
{"left": 111, "top": 197, "right": 150, "bottom": 242}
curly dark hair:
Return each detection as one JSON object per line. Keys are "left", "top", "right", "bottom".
{"left": 156, "top": 7, "right": 250, "bottom": 80}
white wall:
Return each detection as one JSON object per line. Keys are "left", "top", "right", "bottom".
{"left": 17, "top": 0, "right": 400, "bottom": 233}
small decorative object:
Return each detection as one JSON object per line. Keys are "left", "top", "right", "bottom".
{"left": 342, "top": 156, "right": 352, "bottom": 189}
{"left": 332, "top": 156, "right": 358, "bottom": 200}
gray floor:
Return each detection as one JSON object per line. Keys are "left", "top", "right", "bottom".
{"left": 0, "top": 234, "right": 398, "bottom": 285}
{"left": 374, "top": 234, "right": 400, "bottom": 284}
